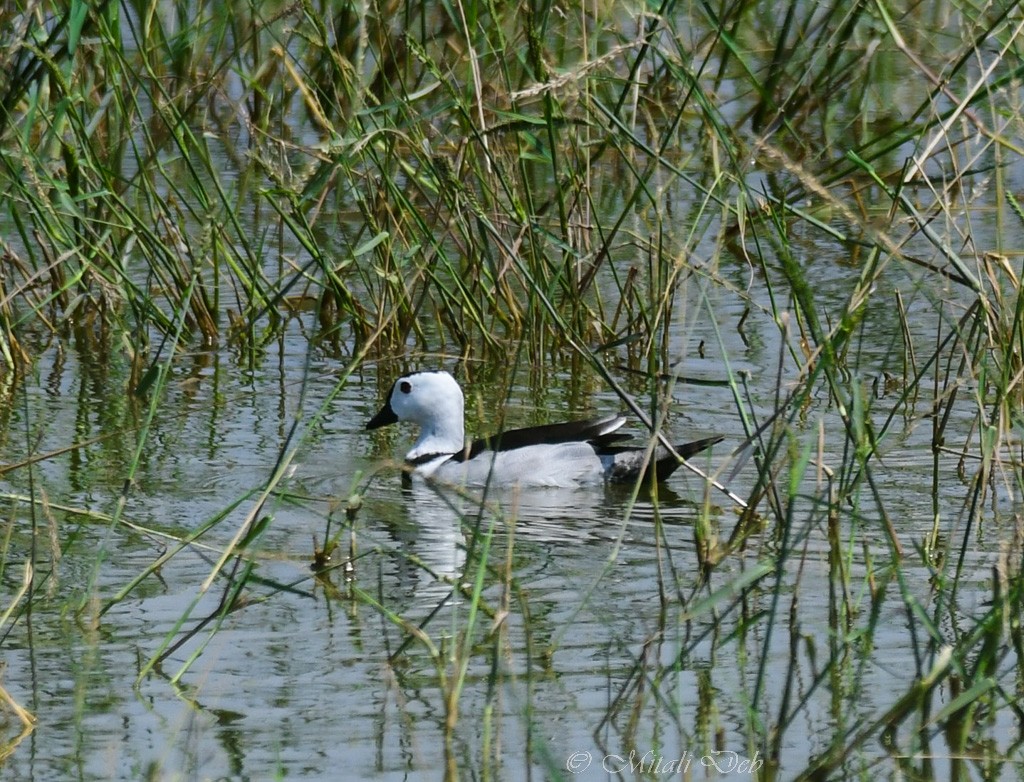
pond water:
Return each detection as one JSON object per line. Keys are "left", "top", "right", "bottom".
{"left": 1, "top": 247, "right": 1021, "bottom": 780}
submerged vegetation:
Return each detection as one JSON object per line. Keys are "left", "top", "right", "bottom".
{"left": 2, "top": 0, "right": 1024, "bottom": 777}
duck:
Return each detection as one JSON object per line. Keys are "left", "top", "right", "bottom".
{"left": 366, "top": 370, "right": 722, "bottom": 488}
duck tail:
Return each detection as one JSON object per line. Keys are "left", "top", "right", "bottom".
{"left": 674, "top": 435, "right": 724, "bottom": 460}
{"left": 650, "top": 435, "right": 724, "bottom": 481}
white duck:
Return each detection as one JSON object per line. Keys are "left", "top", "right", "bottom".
{"left": 366, "top": 370, "right": 721, "bottom": 488}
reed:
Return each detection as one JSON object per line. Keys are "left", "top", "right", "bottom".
{"left": 1, "top": 0, "right": 1024, "bottom": 777}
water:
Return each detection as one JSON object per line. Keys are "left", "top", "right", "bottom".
{"left": 1, "top": 277, "right": 1019, "bottom": 780}
{"left": 7, "top": 332, "right": 714, "bottom": 779}
{"left": 3, "top": 220, "right": 1020, "bottom": 776}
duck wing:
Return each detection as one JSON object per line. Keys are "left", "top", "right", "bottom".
{"left": 454, "top": 413, "right": 628, "bottom": 463}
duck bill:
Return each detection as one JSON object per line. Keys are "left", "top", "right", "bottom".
{"left": 366, "top": 400, "right": 398, "bottom": 430}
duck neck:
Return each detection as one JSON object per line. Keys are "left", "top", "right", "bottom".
{"left": 408, "top": 411, "right": 464, "bottom": 462}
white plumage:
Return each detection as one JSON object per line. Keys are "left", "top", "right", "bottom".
{"left": 366, "top": 370, "right": 721, "bottom": 489}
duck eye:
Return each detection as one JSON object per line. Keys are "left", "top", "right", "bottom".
{"left": 399, "top": 380, "right": 412, "bottom": 394}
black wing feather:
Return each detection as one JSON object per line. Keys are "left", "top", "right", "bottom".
{"left": 451, "top": 413, "right": 723, "bottom": 485}
{"left": 453, "top": 414, "right": 627, "bottom": 463}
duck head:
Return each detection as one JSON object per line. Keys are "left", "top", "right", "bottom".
{"left": 366, "top": 370, "right": 466, "bottom": 460}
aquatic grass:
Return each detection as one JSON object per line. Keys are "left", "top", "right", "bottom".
{"left": 0, "top": 554, "right": 35, "bottom": 731}
{"left": 0, "top": 0, "right": 1013, "bottom": 361}
{"left": 334, "top": 487, "right": 514, "bottom": 771}
{"left": 2, "top": 0, "right": 1024, "bottom": 777}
